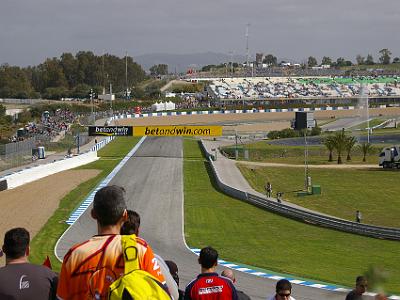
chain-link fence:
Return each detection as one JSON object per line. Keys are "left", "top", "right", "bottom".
{"left": 0, "top": 132, "right": 93, "bottom": 172}
{"left": 0, "top": 138, "right": 36, "bottom": 171}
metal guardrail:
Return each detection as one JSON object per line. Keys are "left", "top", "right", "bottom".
{"left": 200, "top": 139, "right": 400, "bottom": 241}
{"left": 245, "top": 193, "right": 400, "bottom": 240}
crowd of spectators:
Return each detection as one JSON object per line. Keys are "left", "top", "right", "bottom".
{"left": 174, "top": 94, "right": 210, "bottom": 110}
{"left": 208, "top": 76, "right": 400, "bottom": 101}
{"left": 0, "top": 185, "right": 389, "bottom": 300}
{"left": 8, "top": 108, "right": 77, "bottom": 143}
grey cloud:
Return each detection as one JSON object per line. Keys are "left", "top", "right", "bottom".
{"left": 0, "top": 0, "right": 399, "bottom": 66}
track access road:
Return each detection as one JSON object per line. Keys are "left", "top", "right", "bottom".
{"left": 56, "top": 137, "right": 346, "bottom": 300}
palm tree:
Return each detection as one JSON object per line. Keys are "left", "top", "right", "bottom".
{"left": 359, "top": 142, "right": 372, "bottom": 162}
{"left": 332, "top": 129, "right": 347, "bottom": 164}
{"left": 345, "top": 136, "right": 357, "bottom": 161}
{"left": 322, "top": 135, "right": 335, "bottom": 162}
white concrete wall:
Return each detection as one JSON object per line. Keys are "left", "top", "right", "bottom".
{"left": 5, "top": 151, "right": 99, "bottom": 189}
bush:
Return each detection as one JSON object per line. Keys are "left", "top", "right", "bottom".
{"left": 267, "top": 128, "right": 300, "bottom": 139}
{"left": 267, "top": 127, "right": 322, "bottom": 140}
{"left": 310, "top": 126, "right": 322, "bottom": 136}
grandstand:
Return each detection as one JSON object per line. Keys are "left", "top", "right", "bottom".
{"left": 207, "top": 76, "right": 400, "bottom": 106}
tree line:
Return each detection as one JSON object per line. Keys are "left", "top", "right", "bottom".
{"left": 323, "top": 130, "right": 372, "bottom": 164}
{"left": 0, "top": 51, "right": 146, "bottom": 99}
{"left": 307, "top": 49, "right": 397, "bottom": 68}
{"left": 260, "top": 49, "right": 398, "bottom": 68}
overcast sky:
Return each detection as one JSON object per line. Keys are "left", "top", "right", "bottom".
{"left": 1, "top": 0, "right": 399, "bottom": 66}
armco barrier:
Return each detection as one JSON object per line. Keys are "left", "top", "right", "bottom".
{"left": 4, "top": 151, "right": 99, "bottom": 189}
{"left": 109, "top": 105, "right": 359, "bottom": 119}
{"left": 90, "top": 136, "right": 115, "bottom": 152}
{"left": 200, "top": 140, "right": 400, "bottom": 241}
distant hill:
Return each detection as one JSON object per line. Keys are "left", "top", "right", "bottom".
{"left": 134, "top": 52, "right": 246, "bottom": 73}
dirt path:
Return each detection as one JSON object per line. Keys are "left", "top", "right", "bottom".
{"left": 0, "top": 169, "right": 100, "bottom": 266}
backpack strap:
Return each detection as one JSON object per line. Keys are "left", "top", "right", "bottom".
{"left": 121, "top": 234, "right": 139, "bottom": 274}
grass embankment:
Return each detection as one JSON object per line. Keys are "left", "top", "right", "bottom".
{"left": 183, "top": 138, "right": 400, "bottom": 293}
{"left": 350, "top": 118, "right": 384, "bottom": 130}
{"left": 30, "top": 137, "right": 140, "bottom": 271}
{"left": 238, "top": 165, "right": 400, "bottom": 228}
{"left": 363, "top": 127, "right": 400, "bottom": 135}
{"left": 222, "top": 141, "right": 382, "bottom": 164}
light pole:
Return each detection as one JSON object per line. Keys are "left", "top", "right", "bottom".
{"left": 366, "top": 94, "right": 370, "bottom": 143}
{"left": 235, "top": 130, "right": 238, "bottom": 160}
{"left": 90, "top": 88, "right": 95, "bottom": 124}
{"left": 304, "top": 129, "right": 309, "bottom": 191}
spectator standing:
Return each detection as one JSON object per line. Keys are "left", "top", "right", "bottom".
{"left": 120, "top": 209, "right": 141, "bottom": 236}
{"left": 57, "top": 185, "right": 165, "bottom": 300}
{"left": 265, "top": 182, "right": 272, "bottom": 198}
{"left": 185, "top": 246, "right": 238, "bottom": 299}
{"left": 276, "top": 192, "right": 283, "bottom": 203}
{"left": 345, "top": 276, "right": 368, "bottom": 300}
{"left": 221, "top": 269, "right": 251, "bottom": 300}
{"left": 0, "top": 227, "right": 58, "bottom": 300}
{"left": 166, "top": 260, "right": 185, "bottom": 300}
{"left": 267, "top": 279, "right": 296, "bottom": 300}
{"left": 121, "top": 209, "right": 178, "bottom": 300}
{"left": 356, "top": 210, "right": 362, "bottom": 223}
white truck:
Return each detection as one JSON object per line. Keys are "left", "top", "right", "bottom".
{"left": 379, "top": 146, "right": 400, "bottom": 168}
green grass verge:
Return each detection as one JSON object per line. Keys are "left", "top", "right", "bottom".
{"left": 29, "top": 137, "right": 140, "bottom": 271}
{"left": 238, "top": 164, "right": 400, "bottom": 228}
{"left": 183, "top": 138, "right": 400, "bottom": 294}
{"left": 358, "top": 127, "right": 400, "bottom": 136}
{"left": 350, "top": 118, "right": 384, "bottom": 130}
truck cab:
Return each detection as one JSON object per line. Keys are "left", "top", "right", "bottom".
{"left": 379, "top": 146, "right": 400, "bottom": 168}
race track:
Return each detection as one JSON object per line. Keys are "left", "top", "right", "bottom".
{"left": 56, "top": 137, "right": 346, "bottom": 300}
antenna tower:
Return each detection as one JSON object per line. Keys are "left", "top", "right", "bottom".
{"left": 245, "top": 23, "right": 250, "bottom": 68}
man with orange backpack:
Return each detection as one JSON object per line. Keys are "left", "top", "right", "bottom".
{"left": 57, "top": 185, "right": 167, "bottom": 300}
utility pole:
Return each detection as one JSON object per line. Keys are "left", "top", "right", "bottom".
{"left": 366, "top": 91, "right": 370, "bottom": 143}
{"left": 110, "top": 82, "right": 113, "bottom": 118}
{"left": 90, "top": 88, "right": 94, "bottom": 124}
{"left": 125, "top": 51, "right": 129, "bottom": 100}
{"left": 245, "top": 23, "right": 250, "bottom": 70}
{"left": 304, "top": 130, "right": 309, "bottom": 191}
{"left": 361, "top": 84, "right": 370, "bottom": 143}
{"left": 229, "top": 51, "right": 234, "bottom": 77}
{"left": 235, "top": 130, "right": 238, "bottom": 160}
{"left": 102, "top": 52, "right": 105, "bottom": 95}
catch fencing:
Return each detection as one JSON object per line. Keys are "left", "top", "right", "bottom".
{"left": 0, "top": 138, "right": 36, "bottom": 171}
{"left": 0, "top": 132, "right": 92, "bottom": 172}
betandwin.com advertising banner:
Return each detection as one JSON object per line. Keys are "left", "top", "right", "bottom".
{"left": 88, "top": 126, "right": 133, "bottom": 136}
{"left": 133, "top": 125, "right": 222, "bottom": 136}
{"left": 89, "top": 125, "right": 222, "bottom": 136}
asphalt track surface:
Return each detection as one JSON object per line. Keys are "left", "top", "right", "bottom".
{"left": 56, "top": 137, "right": 346, "bottom": 300}
{"left": 321, "top": 117, "right": 366, "bottom": 131}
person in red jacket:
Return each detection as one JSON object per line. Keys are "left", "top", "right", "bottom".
{"left": 185, "top": 246, "right": 238, "bottom": 300}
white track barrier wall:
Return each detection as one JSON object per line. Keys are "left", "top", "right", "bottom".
{"left": 5, "top": 151, "right": 99, "bottom": 189}
{"left": 0, "top": 136, "right": 115, "bottom": 191}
